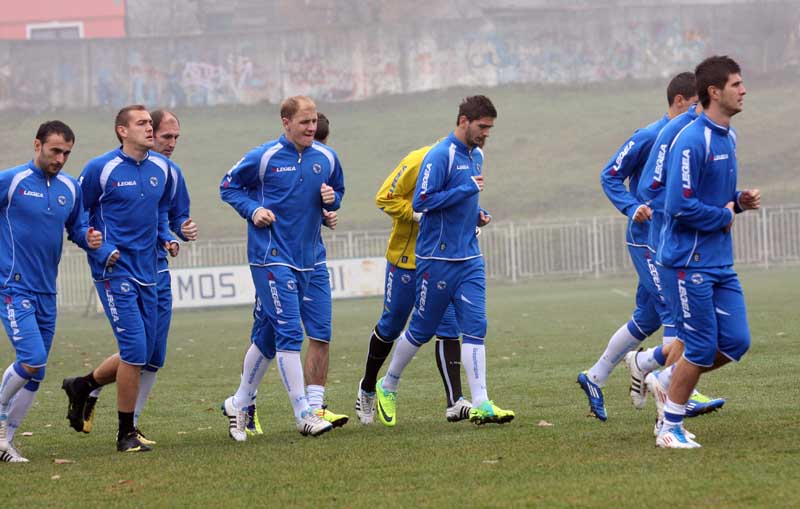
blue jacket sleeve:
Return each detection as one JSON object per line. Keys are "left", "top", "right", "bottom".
{"left": 0, "top": 171, "right": 10, "bottom": 210}
{"left": 65, "top": 182, "right": 91, "bottom": 251}
{"left": 79, "top": 162, "right": 118, "bottom": 265}
{"left": 665, "top": 141, "right": 733, "bottom": 232}
{"left": 412, "top": 151, "right": 479, "bottom": 212}
{"left": 600, "top": 132, "right": 648, "bottom": 217}
{"left": 168, "top": 165, "right": 192, "bottom": 241}
{"left": 158, "top": 169, "right": 177, "bottom": 247}
{"left": 220, "top": 150, "right": 263, "bottom": 222}
{"left": 324, "top": 154, "right": 345, "bottom": 212}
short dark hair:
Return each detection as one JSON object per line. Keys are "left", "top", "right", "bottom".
{"left": 456, "top": 95, "right": 497, "bottom": 124}
{"left": 667, "top": 72, "right": 696, "bottom": 106}
{"left": 36, "top": 120, "right": 75, "bottom": 144}
{"left": 695, "top": 55, "right": 741, "bottom": 108}
{"left": 151, "top": 109, "right": 179, "bottom": 133}
{"left": 315, "top": 112, "right": 329, "bottom": 142}
{"left": 114, "top": 104, "right": 148, "bottom": 143}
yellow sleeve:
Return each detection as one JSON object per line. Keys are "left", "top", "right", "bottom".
{"left": 375, "top": 146, "right": 430, "bottom": 222}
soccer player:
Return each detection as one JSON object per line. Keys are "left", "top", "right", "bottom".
{"left": 628, "top": 89, "right": 724, "bottom": 434}
{"left": 0, "top": 121, "right": 103, "bottom": 462}
{"left": 61, "top": 105, "right": 178, "bottom": 453}
{"left": 79, "top": 110, "right": 198, "bottom": 443}
{"left": 655, "top": 55, "right": 759, "bottom": 448}
{"left": 576, "top": 73, "right": 698, "bottom": 421}
{"left": 354, "top": 141, "right": 472, "bottom": 425}
{"left": 219, "top": 96, "right": 344, "bottom": 440}
{"left": 374, "top": 95, "right": 514, "bottom": 427}
{"left": 230, "top": 112, "right": 348, "bottom": 437}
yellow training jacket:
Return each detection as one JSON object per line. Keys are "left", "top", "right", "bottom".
{"left": 375, "top": 144, "right": 433, "bottom": 269}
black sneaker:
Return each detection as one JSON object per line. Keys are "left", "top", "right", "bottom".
{"left": 133, "top": 427, "right": 156, "bottom": 445}
{"left": 117, "top": 431, "right": 152, "bottom": 453}
{"left": 82, "top": 396, "right": 98, "bottom": 433}
{"left": 61, "top": 377, "right": 88, "bottom": 433}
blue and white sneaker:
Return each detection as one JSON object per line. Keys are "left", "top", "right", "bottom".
{"left": 686, "top": 391, "right": 725, "bottom": 417}
{"left": 656, "top": 424, "right": 701, "bottom": 448}
{"left": 577, "top": 371, "right": 607, "bottom": 421}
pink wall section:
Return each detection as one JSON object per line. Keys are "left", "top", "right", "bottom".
{"left": 0, "top": 0, "right": 125, "bottom": 39}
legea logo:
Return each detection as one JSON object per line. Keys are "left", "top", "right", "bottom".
{"left": 680, "top": 149, "right": 692, "bottom": 197}
{"left": 610, "top": 141, "right": 635, "bottom": 176}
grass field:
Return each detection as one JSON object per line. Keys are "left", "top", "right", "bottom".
{"left": 2, "top": 266, "right": 798, "bottom": 507}
{"left": 1, "top": 78, "right": 798, "bottom": 239}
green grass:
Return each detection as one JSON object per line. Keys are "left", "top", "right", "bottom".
{"left": 1, "top": 79, "right": 798, "bottom": 239}
{"left": 2, "top": 266, "right": 799, "bottom": 507}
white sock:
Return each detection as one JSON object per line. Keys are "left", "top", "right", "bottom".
{"left": 382, "top": 332, "right": 420, "bottom": 392}
{"left": 0, "top": 364, "right": 29, "bottom": 413}
{"left": 90, "top": 387, "right": 103, "bottom": 398}
{"left": 657, "top": 364, "right": 675, "bottom": 390}
{"left": 234, "top": 344, "right": 271, "bottom": 408}
{"left": 663, "top": 397, "right": 686, "bottom": 427}
{"left": 462, "top": 341, "right": 488, "bottom": 406}
{"left": 276, "top": 351, "right": 308, "bottom": 421}
{"left": 306, "top": 385, "right": 325, "bottom": 410}
{"left": 587, "top": 323, "right": 640, "bottom": 387}
{"left": 6, "top": 387, "right": 37, "bottom": 442}
{"left": 134, "top": 370, "right": 158, "bottom": 427}
{"left": 636, "top": 347, "right": 663, "bottom": 372}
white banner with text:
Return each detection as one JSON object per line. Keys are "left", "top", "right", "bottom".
{"left": 169, "top": 257, "right": 386, "bottom": 309}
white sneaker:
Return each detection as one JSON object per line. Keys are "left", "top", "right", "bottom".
{"left": 0, "top": 414, "right": 9, "bottom": 452}
{"left": 0, "top": 442, "right": 29, "bottom": 463}
{"left": 297, "top": 409, "right": 333, "bottom": 437}
{"left": 446, "top": 397, "right": 473, "bottom": 422}
{"left": 656, "top": 424, "right": 701, "bottom": 449}
{"left": 355, "top": 379, "right": 375, "bottom": 425}
{"left": 222, "top": 396, "right": 247, "bottom": 442}
{"left": 624, "top": 350, "right": 649, "bottom": 409}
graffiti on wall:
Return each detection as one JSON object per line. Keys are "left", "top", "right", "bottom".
{"left": 0, "top": 2, "right": 797, "bottom": 111}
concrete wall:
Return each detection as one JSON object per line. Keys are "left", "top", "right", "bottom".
{"left": 0, "top": 1, "right": 797, "bottom": 111}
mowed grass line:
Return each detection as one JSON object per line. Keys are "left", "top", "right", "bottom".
{"left": 1, "top": 267, "right": 799, "bottom": 507}
{"left": 1, "top": 78, "right": 798, "bottom": 240}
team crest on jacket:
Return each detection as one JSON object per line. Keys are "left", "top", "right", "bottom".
{"left": 149, "top": 176, "right": 158, "bottom": 187}
{"left": 58, "top": 195, "right": 67, "bottom": 206}
{"left": 436, "top": 280, "right": 447, "bottom": 290}
{"left": 691, "top": 273, "right": 703, "bottom": 285}
{"left": 21, "top": 299, "right": 31, "bottom": 309}
{"left": 401, "top": 274, "right": 412, "bottom": 284}
{"left": 287, "top": 280, "right": 297, "bottom": 291}
{"left": 120, "top": 282, "right": 131, "bottom": 293}
{"left": 312, "top": 163, "right": 322, "bottom": 175}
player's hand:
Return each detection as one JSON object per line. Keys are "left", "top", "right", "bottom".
{"left": 472, "top": 175, "right": 485, "bottom": 192}
{"left": 322, "top": 209, "right": 338, "bottom": 230}
{"left": 253, "top": 208, "right": 276, "bottom": 228}
{"left": 181, "top": 218, "right": 198, "bottom": 241}
{"left": 106, "top": 251, "right": 120, "bottom": 267}
{"left": 166, "top": 241, "right": 180, "bottom": 257}
{"left": 739, "top": 189, "right": 761, "bottom": 210}
{"left": 478, "top": 210, "right": 492, "bottom": 227}
{"left": 86, "top": 227, "right": 102, "bottom": 249}
{"left": 632, "top": 204, "right": 652, "bottom": 223}
{"left": 320, "top": 184, "right": 335, "bottom": 204}
{"left": 724, "top": 201, "right": 736, "bottom": 232}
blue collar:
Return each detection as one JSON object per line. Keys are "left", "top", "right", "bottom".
{"left": 114, "top": 146, "right": 151, "bottom": 163}
{"left": 698, "top": 112, "right": 730, "bottom": 135}
{"left": 447, "top": 132, "right": 473, "bottom": 155}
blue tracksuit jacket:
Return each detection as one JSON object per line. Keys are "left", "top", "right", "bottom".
{"left": 600, "top": 115, "right": 669, "bottom": 246}
{"left": 79, "top": 148, "right": 175, "bottom": 284}
{"left": 638, "top": 105, "right": 700, "bottom": 252}
{"left": 659, "top": 113, "right": 743, "bottom": 269}
{"left": 413, "top": 132, "right": 484, "bottom": 261}
{"left": 221, "top": 135, "right": 344, "bottom": 271}
{"left": 0, "top": 161, "right": 91, "bottom": 294}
